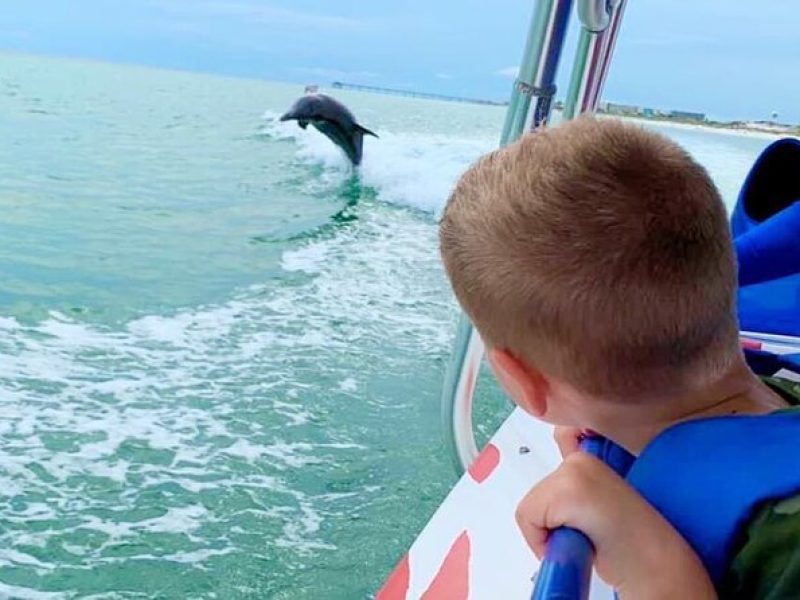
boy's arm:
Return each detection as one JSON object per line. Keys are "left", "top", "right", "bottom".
{"left": 516, "top": 452, "right": 717, "bottom": 600}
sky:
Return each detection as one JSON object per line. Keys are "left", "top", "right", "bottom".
{"left": 1, "top": 0, "right": 798, "bottom": 122}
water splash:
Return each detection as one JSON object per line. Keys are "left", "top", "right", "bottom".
{"left": 260, "top": 111, "right": 494, "bottom": 215}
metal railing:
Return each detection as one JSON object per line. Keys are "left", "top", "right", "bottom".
{"left": 441, "top": 0, "right": 629, "bottom": 475}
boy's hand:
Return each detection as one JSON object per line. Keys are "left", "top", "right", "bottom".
{"left": 516, "top": 451, "right": 716, "bottom": 600}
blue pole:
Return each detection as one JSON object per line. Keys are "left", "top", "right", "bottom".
{"left": 529, "top": 1, "right": 633, "bottom": 594}
{"left": 442, "top": 0, "right": 577, "bottom": 476}
{"left": 531, "top": 0, "right": 574, "bottom": 128}
{"left": 530, "top": 437, "right": 634, "bottom": 600}
{"left": 500, "top": 0, "right": 558, "bottom": 145}
{"left": 531, "top": 527, "right": 594, "bottom": 600}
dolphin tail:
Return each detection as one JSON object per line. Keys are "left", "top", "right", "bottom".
{"left": 355, "top": 123, "right": 379, "bottom": 138}
{"left": 349, "top": 125, "right": 378, "bottom": 166}
{"left": 351, "top": 130, "right": 366, "bottom": 166}
{"left": 350, "top": 124, "right": 377, "bottom": 166}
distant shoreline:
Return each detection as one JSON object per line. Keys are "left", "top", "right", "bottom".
{"left": 3, "top": 51, "right": 797, "bottom": 138}
{"left": 615, "top": 114, "right": 798, "bottom": 139}
{"left": 616, "top": 114, "right": 795, "bottom": 140}
{"left": 329, "top": 80, "right": 799, "bottom": 138}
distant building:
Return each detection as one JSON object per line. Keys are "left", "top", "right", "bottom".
{"left": 603, "top": 102, "right": 641, "bottom": 116}
{"left": 600, "top": 102, "right": 705, "bottom": 122}
{"left": 669, "top": 110, "right": 707, "bottom": 122}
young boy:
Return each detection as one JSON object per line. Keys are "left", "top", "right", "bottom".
{"left": 439, "top": 117, "right": 800, "bottom": 598}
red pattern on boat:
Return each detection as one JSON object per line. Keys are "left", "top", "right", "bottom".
{"left": 421, "top": 531, "right": 471, "bottom": 600}
{"left": 376, "top": 553, "right": 410, "bottom": 600}
{"left": 468, "top": 443, "right": 500, "bottom": 484}
{"left": 740, "top": 338, "right": 763, "bottom": 351}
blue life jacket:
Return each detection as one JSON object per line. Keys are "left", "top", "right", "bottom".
{"left": 592, "top": 138, "right": 800, "bottom": 590}
{"left": 593, "top": 347, "right": 800, "bottom": 590}
{"left": 623, "top": 410, "right": 800, "bottom": 588}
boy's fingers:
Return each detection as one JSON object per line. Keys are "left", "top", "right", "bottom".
{"left": 515, "top": 491, "right": 548, "bottom": 559}
{"left": 515, "top": 454, "right": 606, "bottom": 559}
{"left": 515, "top": 463, "right": 582, "bottom": 558}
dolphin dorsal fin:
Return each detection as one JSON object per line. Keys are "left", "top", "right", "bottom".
{"left": 354, "top": 123, "right": 379, "bottom": 138}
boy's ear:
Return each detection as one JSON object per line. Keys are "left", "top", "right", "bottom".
{"left": 486, "top": 348, "right": 549, "bottom": 417}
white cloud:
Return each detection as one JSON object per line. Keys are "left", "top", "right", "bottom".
{"left": 155, "top": 21, "right": 209, "bottom": 35}
{"left": 495, "top": 66, "right": 519, "bottom": 79}
{"left": 150, "top": 1, "right": 367, "bottom": 31}
{"left": 435, "top": 73, "right": 452, "bottom": 80}
{"left": 627, "top": 33, "right": 717, "bottom": 47}
{"left": 293, "top": 67, "right": 378, "bottom": 81}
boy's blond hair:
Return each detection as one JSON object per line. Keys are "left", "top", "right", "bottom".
{"left": 440, "top": 117, "right": 739, "bottom": 398}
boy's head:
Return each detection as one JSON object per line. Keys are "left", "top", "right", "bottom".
{"left": 440, "top": 117, "right": 739, "bottom": 403}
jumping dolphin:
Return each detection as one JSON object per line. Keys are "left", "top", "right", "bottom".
{"left": 280, "top": 94, "right": 378, "bottom": 166}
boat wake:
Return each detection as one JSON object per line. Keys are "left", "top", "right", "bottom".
{"left": 260, "top": 111, "right": 494, "bottom": 216}
{"left": 0, "top": 196, "right": 457, "bottom": 596}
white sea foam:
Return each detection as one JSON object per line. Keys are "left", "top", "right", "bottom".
{"left": 0, "top": 582, "right": 67, "bottom": 600}
{"left": 0, "top": 549, "right": 53, "bottom": 570}
{"left": 338, "top": 377, "right": 358, "bottom": 392}
{"left": 0, "top": 190, "right": 456, "bottom": 585}
{"left": 160, "top": 547, "right": 234, "bottom": 566}
{"left": 280, "top": 241, "right": 330, "bottom": 274}
{"left": 1, "top": 108, "right": 460, "bottom": 592}
{"left": 79, "top": 504, "right": 209, "bottom": 540}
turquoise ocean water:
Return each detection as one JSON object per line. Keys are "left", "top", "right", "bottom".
{"left": 0, "top": 53, "right": 776, "bottom": 598}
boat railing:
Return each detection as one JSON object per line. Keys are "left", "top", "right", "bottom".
{"left": 441, "top": 0, "right": 629, "bottom": 477}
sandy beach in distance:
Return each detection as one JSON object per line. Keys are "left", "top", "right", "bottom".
{"left": 622, "top": 114, "right": 796, "bottom": 140}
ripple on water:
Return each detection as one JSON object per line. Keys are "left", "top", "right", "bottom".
{"left": 0, "top": 202, "right": 458, "bottom": 597}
